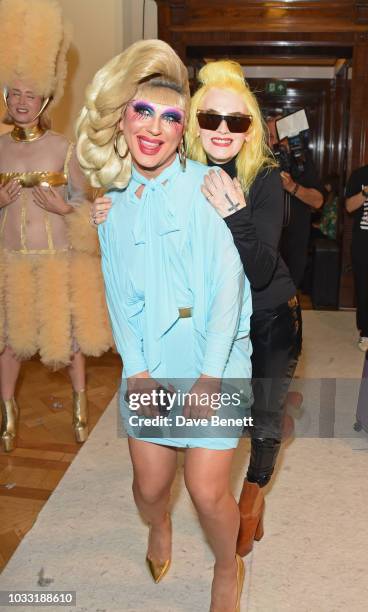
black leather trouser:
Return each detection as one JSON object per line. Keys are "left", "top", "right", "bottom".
{"left": 246, "top": 299, "right": 302, "bottom": 487}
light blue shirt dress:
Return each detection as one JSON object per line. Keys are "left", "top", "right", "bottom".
{"left": 98, "top": 156, "right": 253, "bottom": 450}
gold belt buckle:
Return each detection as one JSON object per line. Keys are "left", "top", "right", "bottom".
{"left": 288, "top": 296, "right": 298, "bottom": 308}
{"left": 178, "top": 307, "right": 192, "bottom": 318}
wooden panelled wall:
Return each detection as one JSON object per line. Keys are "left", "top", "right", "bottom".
{"left": 155, "top": 0, "right": 368, "bottom": 307}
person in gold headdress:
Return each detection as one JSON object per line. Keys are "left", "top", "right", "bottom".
{"left": 0, "top": 0, "right": 112, "bottom": 452}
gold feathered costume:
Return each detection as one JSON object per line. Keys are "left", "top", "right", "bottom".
{"left": 0, "top": 0, "right": 112, "bottom": 369}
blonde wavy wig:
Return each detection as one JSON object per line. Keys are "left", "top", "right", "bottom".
{"left": 76, "top": 39, "right": 190, "bottom": 189}
{"left": 186, "top": 60, "right": 276, "bottom": 193}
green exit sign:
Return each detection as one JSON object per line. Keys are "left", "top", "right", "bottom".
{"left": 266, "top": 81, "right": 287, "bottom": 95}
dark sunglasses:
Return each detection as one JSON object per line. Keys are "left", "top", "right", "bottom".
{"left": 197, "top": 111, "right": 253, "bottom": 134}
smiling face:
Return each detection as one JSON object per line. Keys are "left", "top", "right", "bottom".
{"left": 197, "top": 87, "right": 251, "bottom": 164}
{"left": 119, "top": 93, "right": 185, "bottom": 179}
{"left": 6, "top": 79, "right": 44, "bottom": 127}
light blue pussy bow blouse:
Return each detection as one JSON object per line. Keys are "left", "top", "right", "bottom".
{"left": 98, "top": 156, "right": 252, "bottom": 379}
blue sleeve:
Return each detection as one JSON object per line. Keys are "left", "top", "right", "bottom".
{"left": 200, "top": 204, "right": 251, "bottom": 378}
{"left": 98, "top": 218, "right": 147, "bottom": 377}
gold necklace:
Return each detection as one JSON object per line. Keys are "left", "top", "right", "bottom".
{"left": 11, "top": 124, "right": 46, "bottom": 142}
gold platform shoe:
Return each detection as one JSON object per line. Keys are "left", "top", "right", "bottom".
{"left": 0, "top": 397, "right": 19, "bottom": 453}
{"left": 72, "top": 389, "right": 88, "bottom": 443}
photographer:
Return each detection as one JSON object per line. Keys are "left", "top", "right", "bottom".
{"left": 345, "top": 165, "right": 368, "bottom": 351}
{"left": 267, "top": 116, "right": 324, "bottom": 288}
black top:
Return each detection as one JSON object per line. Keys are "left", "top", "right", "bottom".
{"left": 345, "top": 165, "right": 368, "bottom": 236}
{"left": 208, "top": 157, "right": 296, "bottom": 311}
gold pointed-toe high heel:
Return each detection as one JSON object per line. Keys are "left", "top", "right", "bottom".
{"left": 210, "top": 554, "right": 245, "bottom": 612}
{"left": 72, "top": 389, "right": 88, "bottom": 443}
{"left": 146, "top": 557, "right": 171, "bottom": 584}
{"left": 235, "top": 554, "right": 245, "bottom": 612}
{"left": 0, "top": 397, "right": 19, "bottom": 453}
{"left": 146, "top": 514, "right": 171, "bottom": 583}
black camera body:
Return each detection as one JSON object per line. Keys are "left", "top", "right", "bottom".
{"left": 287, "top": 132, "right": 308, "bottom": 174}
{"left": 273, "top": 133, "right": 309, "bottom": 175}
{"left": 272, "top": 143, "right": 291, "bottom": 173}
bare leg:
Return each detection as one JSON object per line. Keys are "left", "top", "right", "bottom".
{"left": 128, "top": 438, "right": 177, "bottom": 561}
{"left": 0, "top": 345, "right": 22, "bottom": 400}
{"left": 67, "top": 350, "right": 86, "bottom": 391}
{"left": 184, "top": 448, "right": 240, "bottom": 612}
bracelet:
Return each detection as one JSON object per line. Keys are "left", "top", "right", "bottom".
{"left": 292, "top": 183, "right": 299, "bottom": 196}
{"left": 361, "top": 188, "right": 368, "bottom": 199}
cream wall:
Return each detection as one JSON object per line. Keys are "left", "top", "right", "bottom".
{"left": 53, "top": 0, "right": 124, "bottom": 138}
{"left": 123, "top": 0, "right": 157, "bottom": 48}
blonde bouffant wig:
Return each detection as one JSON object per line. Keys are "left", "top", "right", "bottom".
{"left": 0, "top": 0, "right": 72, "bottom": 125}
{"left": 76, "top": 39, "right": 190, "bottom": 189}
{"left": 186, "top": 60, "right": 276, "bottom": 194}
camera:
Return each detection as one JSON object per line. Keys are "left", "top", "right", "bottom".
{"left": 274, "top": 109, "right": 310, "bottom": 175}
{"left": 286, "top": 132, "right": 309, "bottom": 174}
{"left": 272, "top": 143, "right": 291, "bottom": 173}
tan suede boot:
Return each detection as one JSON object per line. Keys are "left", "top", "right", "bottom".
{"left": 236, "top": 479, "right": 265, "bottom": 557}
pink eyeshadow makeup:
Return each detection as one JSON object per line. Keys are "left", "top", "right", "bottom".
{"left": 128, "top": 100, "right": 184, "bottom": 129}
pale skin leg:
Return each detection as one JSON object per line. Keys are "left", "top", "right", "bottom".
{"left": 184, "top": 448, "right": 240, "bottom": 612}
{"left": 129, "top": 437, "right": 239, "bottom": 610}
{"left": 0, "top": 348, "right": 86, "bottom": 398}
{"left": 0, "top": 345, "right": 22, "bottom": 400}
{"left": 128, "top": 437, "right": 177, "bottom": 561}
{"left": 67, "top": 350, "right": 86, "bottom": 391}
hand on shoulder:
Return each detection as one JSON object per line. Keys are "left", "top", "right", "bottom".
{"left": 201, "top": 168, "right": 246, "bottom": 218}
{"left": 90, "top": 196, "right": 112, "bottom": 227}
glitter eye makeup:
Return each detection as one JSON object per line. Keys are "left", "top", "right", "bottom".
{"left": 131, "top": 101, "right": 155, "bottom": 119}
{"left": 129, "top": 100, "right": 184, "bottom": 128}
{"left": 161, "top": 109, "right": 184, "bottom": 125}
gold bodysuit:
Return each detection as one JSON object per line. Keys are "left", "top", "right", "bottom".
{"left": 0, "top": 130, "right": 112, "bottom": 367}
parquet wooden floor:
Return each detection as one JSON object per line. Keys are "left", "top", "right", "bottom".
{"left": 0, "top": 350, "right": 121, "bottom": 572}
